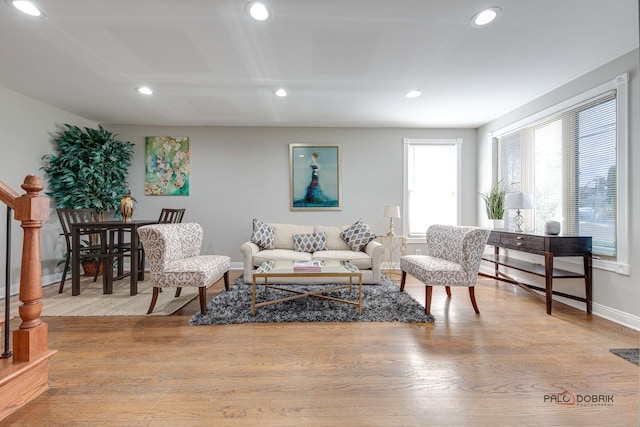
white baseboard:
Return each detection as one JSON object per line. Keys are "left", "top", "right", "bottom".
{"left": 526, "top": 288, "right": 640, "bottom": 331}
{"left": 590, "top": 302, "right": 640, "bottom": 331}
{"left": 1, "top": 272, "right": 61, "bottom": 298}
{"left": 42, "top": 273, "right": 60, "bottom": 288}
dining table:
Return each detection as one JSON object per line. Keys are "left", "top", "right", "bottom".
{"left": 71, "top": 219, "right": 158, "bottom": 296}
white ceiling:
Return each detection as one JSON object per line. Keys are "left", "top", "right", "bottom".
{"left": 1, "top": 0, "right": 638, "bottom": 128}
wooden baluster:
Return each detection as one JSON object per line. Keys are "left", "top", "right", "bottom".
{"left": 12, "top": 175, "right": 49, "bottom": 362}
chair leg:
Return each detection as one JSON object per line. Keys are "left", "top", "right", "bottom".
{"left": 198, "top": 287, "right": 207, "bottom": 314}
{"left": 445, "top": 286, "right": 452, "bottom": 297}
{"left": 175, "top": 287, "right": 182, "bottom": 297}
{"left": 425, "top": 286, "right": 432, "bottom": 315}
{"left": 58, "top": 256, "right": 70, "bottom": 293}
{"left": 469, "top": 287, "right": 480, "bottom": 314}
{"left": 400, "top": 271, "right": 407, "bottom": 292}
{"left": 92, "top": 260, "right": 101, "bottom": 283}
{"left": 138, "top": 250, "right": 146, "bottom": 280}
{"left": 147, "top": 287, "right": 160, "bottom": 314}
{"left": 223, "top": 271, "right": 230, "bottom": 291}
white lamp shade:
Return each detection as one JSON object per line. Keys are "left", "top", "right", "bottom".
{"left": 504, "top": 192, "right": 535, "bottom": 209}
{"left": 383, "top": 205, "right": 401, "bottom": 218}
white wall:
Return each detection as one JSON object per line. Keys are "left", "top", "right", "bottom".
{"left": 0, "top": 86, "right": 97, "bottom": 293}
{"left": 0, "top": 88, "right": 479, "bottom": 292}
{"left": 477, "top": 49, "right": 640, "bottom": 329}
{"left": 103, "top": 125, "right": 478, "bottom": 265}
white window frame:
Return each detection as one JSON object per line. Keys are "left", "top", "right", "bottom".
{"left": 492, "top": 74, "right": 629, "bottom": 275}
{"left": 402, "top": 138, "right": 463, "bottom": 243}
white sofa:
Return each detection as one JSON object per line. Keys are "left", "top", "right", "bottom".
{"left": 240, "top": 222, "right": 384, "bottom": 284}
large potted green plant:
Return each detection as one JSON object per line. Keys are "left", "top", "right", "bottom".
{"left": 42, "top": 124, "right": 135, "bottom": 215}
{"left": 42, "top": 124, "right": 135, "bottom": 274}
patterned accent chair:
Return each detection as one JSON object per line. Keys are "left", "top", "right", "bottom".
{"left": 400, "top": 225, "right": 490, "bottom": 315}
{"left": 137, "top": 223, "right": 231, "bottom": 314}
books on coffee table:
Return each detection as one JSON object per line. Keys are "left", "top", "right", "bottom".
{"left": 293, "top": 260, "right": 324, "bottom": 272}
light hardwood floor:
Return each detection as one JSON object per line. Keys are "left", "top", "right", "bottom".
{"left": 2, "top": 271, "right": 638, "bottom": 426}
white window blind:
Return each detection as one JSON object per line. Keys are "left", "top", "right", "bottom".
{"left": 403, "top": 138, "right": 461, "bottom": 238}
{"left": 497, "top": 92, "right": 617, "bottom": 258}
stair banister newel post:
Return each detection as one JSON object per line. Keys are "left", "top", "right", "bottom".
{"left": 0, "top": 174, "right": 55, "bottom": 419}
{"left": 12, "top": 174, "right": 49, "bottom": 362}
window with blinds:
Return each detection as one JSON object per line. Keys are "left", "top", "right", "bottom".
{"left": 497, "top": 92, "right": 617, "bottom": 258}
{"left": 403, "top": 138, "right": 461, "bottom": 238}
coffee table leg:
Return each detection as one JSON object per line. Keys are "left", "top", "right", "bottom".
{"left": 252, "top": 277, "right": 257, "bottom": 316}
{"left": 358, "top": 275, "right": 363, "bottom": 315}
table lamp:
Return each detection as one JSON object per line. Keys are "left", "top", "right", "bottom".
{"left": 383, "top": 205, "right": 401, "bottom": 236}
{"left": 504, "top": 192, "right": 534, "bottom": 232}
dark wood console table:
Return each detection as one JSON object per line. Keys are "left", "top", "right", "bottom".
{"left": 480, "top": 230, "right": 592, "bottom": 315}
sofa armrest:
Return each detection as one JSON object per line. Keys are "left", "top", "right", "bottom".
{"left": 240, "top": 241, "right": 260, "bottom": 283}
{"left": 364, "top": 239, "right": 384, "bottom": 258}
{"left": 364, "top": 240, "right": 384, "bottom": 282}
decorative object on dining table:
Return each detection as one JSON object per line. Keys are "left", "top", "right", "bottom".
{"left": 544, "top": 220, "right": 561, "bottom": 235}
{"left": 120, "top": 193, "right": 135, "bottom": 222}
{"left": 145, "top": 136, "right": 190, "bottom": 196}
{"left": 383, "top": 205, "right": 401, "bottom": 236}
{"left": 504, "top": 192, "right": 535, "bottom": 232}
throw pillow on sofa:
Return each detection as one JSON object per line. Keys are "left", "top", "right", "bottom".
{"left": 251, "top": 218, "right": 275, "bottom": 249}
{"left": 340, "top": 219, "right": 376, "bottom": 251}
{"left": 293, "top": 232, "right": 327, "bottom": 253}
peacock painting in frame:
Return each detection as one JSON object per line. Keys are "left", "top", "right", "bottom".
{"left": 289, "top": 143, "right": 342, "bottom": 210}
{"left": 145, "top": 136, "right": 190, "bottom": 196}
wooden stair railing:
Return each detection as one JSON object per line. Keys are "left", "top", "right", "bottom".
{"left": 0, "top": 174, "right": 56, "bottom": 420}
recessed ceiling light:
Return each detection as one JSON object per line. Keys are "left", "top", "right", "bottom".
{"left": 274, "top": 88, "right": 288, "bottom": 97}
{"left": 470, "top": 7, "right": 502, "bottom": 28}
{"left": 136, "top": 86, "right": 153, "bottom": 95}
{"left": 9, "top": 0, "right": 46, "bottom": 17}
{"left": 404, "top": 90, "right": 422, "bottom": 99}
{"left": 247, "top": 2, "right": 270, "bottom": 21}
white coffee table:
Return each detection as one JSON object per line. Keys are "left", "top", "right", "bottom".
{"left": 252, "top": 260, "right": 363, "bottom": 316}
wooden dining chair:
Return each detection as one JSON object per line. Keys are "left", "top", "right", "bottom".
{"left": 131, "top": 208, "right": 185, "bottom": 280}
{"left": 120, "top": 209, "right": 185, "bottom": 282}
{"left": 158, "top": 208, "right": 185, "bottom": 224}
{"left": 57, "top": 208, "right": 106, "bottom": 293}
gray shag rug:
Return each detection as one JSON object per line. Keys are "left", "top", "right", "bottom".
{"left": 609, "top": 348, "right": 639, "bottom": 366}
{"left": 189, "top": 275, "right": 434, "bottom": 325}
